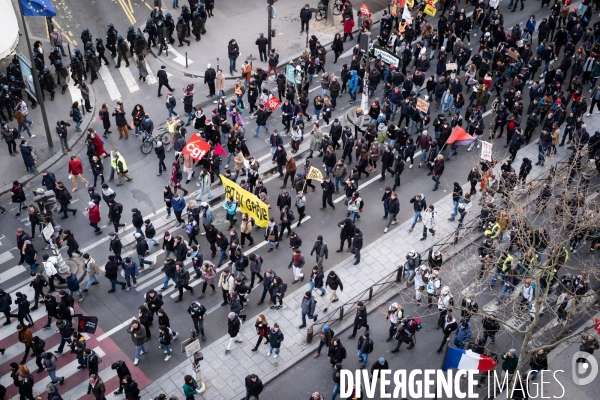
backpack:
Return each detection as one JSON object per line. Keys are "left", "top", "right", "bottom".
{"left": 69, "top": 109, "right": 73, "bottom": 118}
{"left": 7, "top": 292, "right": 12, "bottom": 305}
{"left": 280, "top": 282, "right": 288, "bottom": 292}
{"left": 192, "top": 224, "right": 200, "bottom": 235}
{"left": 98, "top": 111, "right": 103, "bottom": 120}
{"left": 176, "top": 169, "right": 183, "bottom": 181}
{"left": 340, "top": 346, "right": 347, "bottom": 360}
{"left": 413, "top": 317, "right": 422, "bottom": 331}
{"left": 92, "top": 352, "right": 103, "bottom": 364}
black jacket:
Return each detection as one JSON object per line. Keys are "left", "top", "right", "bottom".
{"left": 245, "top": 375, "right": 264, "bottom": 396}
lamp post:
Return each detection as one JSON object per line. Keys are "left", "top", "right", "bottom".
{"left": 16, "top": 0, "right": 54, "bottom": 148}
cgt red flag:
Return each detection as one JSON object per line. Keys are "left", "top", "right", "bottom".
{"left": 360, "top": 3, "right": 371, "bottom": 17}
{"left": 446, "top": 126, "right": 476, "bottom": 146}
{"left": 595, "top": 318, "right": 600, "bottom": 335}
{"left": 214, "top": 142, "right": 228, "bottom": 157}
{"left": 182, "top": 136, "right": 211, "bottom": 161}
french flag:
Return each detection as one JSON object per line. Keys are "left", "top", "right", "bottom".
{"left": 443, "top": 347, "right": 497, "bottom": 372}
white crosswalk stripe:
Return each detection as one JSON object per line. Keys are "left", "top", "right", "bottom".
{"left": 63, "top": 364, "right": 118, "bottom": 399}
{"left": 98, "top": 66, "right": 122, "bottom": 100}
{"left": 145, "top": 61, "right": 158, "bottom": 84}
{"left": 0, "top": 333, "right": 90, "bottom": 389}
{"left": 32, "top": 347, "right": 106, "bottom": 393}
{"left": 166, "top": 45, "right": 193, "bottom": 66}
{"left": 116, "top": 63, "right": 140, "bottom": 93}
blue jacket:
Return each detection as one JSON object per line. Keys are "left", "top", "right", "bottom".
{"left": 223, "top": 200, "right": 237, "bottom": 215}
{"left": 171, "top": 195, "right": 186, "bottom": 212}
{"left": 122, "top": 260, "right": 139, "bottom": 276}
{"left": 66, "top": 273, "right": 80, "bottom": 292}
{"left": 348, "top": 71, "right": 359, "bottom": 91}
{"left": 455, "top": 322, "right": 472, "bottom": 343}
{"left": 526, "top": 19, "right": 537, "bottom": 34}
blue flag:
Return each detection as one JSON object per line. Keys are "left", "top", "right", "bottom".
{"left": 20, "top": 0, "right": 57, "bottom": 17}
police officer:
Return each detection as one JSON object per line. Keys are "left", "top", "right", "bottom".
{"left": 134, "top": 33, "right": 148, "bottom": 57}
{"left": 151, "top": 6, "right": 164, "bottom": 24}
{"left": 41, "top": 68, "right": 56, "bottom": 101}
{"left": 144, "top": 18, "right": 157, "bottom": 48}
{"left": 85, "top": 50, "right": 100, "bottom": 84}
{"left": 54, "top": 60, "right": 69, "bottom": 95}
{"left": 191, "top": 12, "right": 202, "bottom": 42}
{"left": 165, "top": 13, "right": 176, "bottom": 44}
{"left": 96, "top": 38, "right": 111, "bottom": 66}
{"left": 81, "top": 28, "right": 93, "bottom": 47}
{"left": 181, "top": 4, "right": 192, "bottom": 33}
{"left": 73, "top": 48, "right": 87, "bottom": 80}
{"left": 126, "top": 27, "right": 137, "bottom": 57}
{"left": 106, "top": 23, "right": 119, "bottom": 58}
{"left": 70, "top": 55, "right": 83, "bottom": 87}
{"left": 48, "top": 47, "right": 62, "bottom": 68}
{"left": 157, "top": 20, "right": 168, "bottom": 56}
{"left": 197, "top": 5, "right": 208, "bottom": 34}
{"left": 116, "top": 36, "right": 130, "bottom": 68}
{"left": 176, "top": 16, "right": 190, "bottom": 47}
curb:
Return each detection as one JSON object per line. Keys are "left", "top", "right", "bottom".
{"left": 0, "top": 86, "right": 98, "bottom": 197}
{"left": 155, "top": 14, "right": 383, "bottom": 114}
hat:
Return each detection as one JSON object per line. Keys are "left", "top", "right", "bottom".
{"left": 108, "top": 232, "right": 116, "bottom": 237}
{"left": 164, "top": 231, "right": 170, "bottom": 236}
{"left": 509, "top": 349, "right": 517, "bottom": 354}
{"left": 134, "top": 232, "right": 141, "bottom": 238}
{"left": 161, "top": 65, "right": 166, "bottom": 69}
{"left": 363, "top": 331, "right": 370, "bottom": 337}
{"left": 16, "top": 292, "right": 22, "bottom": 297}
{"left": 379, "top": 357, "right": 385, "bottom": 364}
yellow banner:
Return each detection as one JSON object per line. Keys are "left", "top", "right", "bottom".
{"left": 306, "top": 166, "right": 324, "bottom": 182}
{"left": 220, "top": 175, "right": 269, "bottom": 228}
{"left": 406, "top": 0, "right": 414, "bottom": 7}
{"left": 424, "top": 4, "right": 437, "bottom": 16}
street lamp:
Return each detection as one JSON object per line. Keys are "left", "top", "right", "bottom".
{"left": 267, "top": 0, "right": 278, "bottom": 53}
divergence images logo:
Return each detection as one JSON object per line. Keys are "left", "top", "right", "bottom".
{"left": 572, "top": 351, "right": 599, "bottom": 386}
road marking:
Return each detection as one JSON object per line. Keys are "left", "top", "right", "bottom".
{"left": 167, "top": 216, "right": 313, "bottom": 298}
{"left": 117, "top": 0, "right": 136, "bottom": 24}
{"left": 167, "top": 45, "right": 194, "bottom": 66}
{"left": 33, "top": 347, "right": 107, "bottom": 393}
{"left": 145, "top": 60, "right": 158, "bottom": 84}
{"left": 334, "top": 174, "right": 380, "bottom": 203}
{"left": 98, "top": 65, "right": 122, "bottom": 101}
{"left": 0, "top": 263, "right": 27, "bottom": 284}
{"left": 67, "top": 78, "right": 82, "bottom": 104}
{"left": 63, "top": 365, "right": 118, "bottom": 399}
{"left": 0, "top": 333, "right": 91, "bottom": 389}
{"left": 0, "top": 318, "right": 58, "bottom": 360}
{"left": 96, "top": 317, "right": 135, "bottom": 341}
{"left": 0, "top": 247, "right": 16, "bottom": 265}
{"left": 116, "top": 62, "right": 140, "bottom": 93}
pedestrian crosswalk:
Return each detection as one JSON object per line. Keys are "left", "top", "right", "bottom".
{"left": 0, "top": 303, "right": 150, "bottom": 399}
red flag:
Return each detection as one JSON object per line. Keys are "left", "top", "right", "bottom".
{"left": 182, "top": 136, "right": 211, "bottom": 161}
{"left": 264, "top": 96, "right": 281, "bottom": 112}
{"left": 595, "top": 318, "right": 600, "bottom": 335}
{"left": 446, "top": 126, "right": 476, "bottom": 146}
{"left": 214, "top": 142, "right": 228, "bottom": 157}
{"left": 360, "top": 3, "right": 371, "bottom": 17}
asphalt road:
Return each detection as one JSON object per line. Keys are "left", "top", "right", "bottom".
{"left": 0, "top": 0, "right": 591, "bottom": 385}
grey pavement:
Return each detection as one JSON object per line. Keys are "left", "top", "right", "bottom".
{"left": 137, "top": 136, "right": 575, "bottom": 399}
{"left": 0, "top": 0, "right": 96, "bottom": 193}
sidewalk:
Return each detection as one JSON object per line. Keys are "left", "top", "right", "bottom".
{"left": 137, "top": 137, "right": 572, "bottom": 400}
{"left": 0, "top": 12, "right": 96, "bottom": 195}
{"left": 150, "top": 0, "right": 386, "bottom": 80}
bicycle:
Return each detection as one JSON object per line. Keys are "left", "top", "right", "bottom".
{"left": 315, "top": 2, "right": 327, "bottom": 21}
{"left": 140, "top": 127, "right": 170, "bottom": 154}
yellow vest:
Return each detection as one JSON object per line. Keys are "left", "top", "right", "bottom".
{"left": 111, "top": 155, "right": 127, "bottom": 171}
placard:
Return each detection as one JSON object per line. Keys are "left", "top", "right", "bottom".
{"left": 286, "top": 64, "right": 295, "bottom": 83}
{"left": 42, "top": 223, "right": 54, "bottom": 241}
{"left": 507, "top": 48, "right": 520, "bottom": 61}
{"left": 480, "top": 141, "right": 492, "bottom": 162}
{"left": 372, "top": 45, "right": 401, "bottom": 68}
{"left": 220, "top": 175, "right": 269, "bottom": 227}
{"left": 423, "top": 4, "right": 437, "bottom": 16}
{"left": 446, "top": 63, "right": 458, "bottom": 71}
{"left": 416, "top": 98, "right": 430, "bottom": 113}
{"left": 185, "top": 339, "right": 201, "bottom": 357}
{"left": 406, "top": 0, "right": 414, "bottom": 7}
{"left": 182, "top": 135, "right": 211, "bottom": 161}
{"left": 306, "top": 166, "right": 324, "bottom": 182}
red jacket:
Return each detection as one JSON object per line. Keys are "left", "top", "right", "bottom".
{"left": 88, "top": 204, "right": 101, "bottom": 223}
{"left": 68, "top": 159, "right": 83, "bottom": 175}
{"left": 343, "top": 18, "right": 355, "bottom": 34}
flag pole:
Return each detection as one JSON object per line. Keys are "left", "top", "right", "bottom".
{"left": 434, "top": 338, "right": 451, "bottom": 400}
{"left": 16, "top": 0, "right": 54, "bottom": 148}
